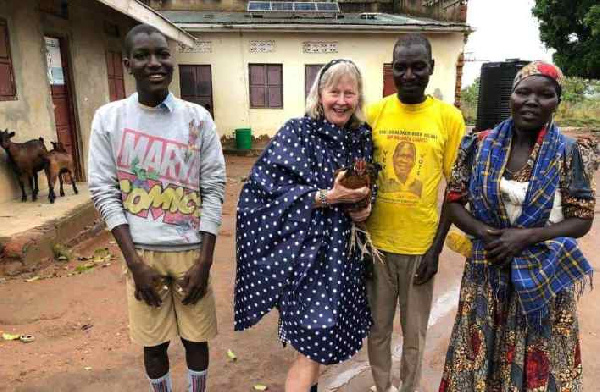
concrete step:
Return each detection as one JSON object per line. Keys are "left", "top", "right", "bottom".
{"left": 0, "top": 184, "right": 103, "bottom": 276}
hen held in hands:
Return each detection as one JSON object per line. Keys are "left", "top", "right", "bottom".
{"left": 335, "top": 158, "right": 381, "bottom": 211}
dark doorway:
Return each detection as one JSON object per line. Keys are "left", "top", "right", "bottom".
{"left": 179, "top": 65, "right": 214, "bottom": 118}
{"left": 45, "top": 36, "right": 81, "bottom": 179}
{"left": 383, "top": 63, "right": 395, "bottom": 97}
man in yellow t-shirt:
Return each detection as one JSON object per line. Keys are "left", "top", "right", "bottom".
{"left": 366, "top": 34, "right": 465, "bottom": 392}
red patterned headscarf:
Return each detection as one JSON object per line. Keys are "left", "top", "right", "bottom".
{"left": 512, "top": 61, "right": 565, "bottom": 99}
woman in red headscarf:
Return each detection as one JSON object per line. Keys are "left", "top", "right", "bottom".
{"left": 438, "top": 61, "right": 598, "bottom": 392}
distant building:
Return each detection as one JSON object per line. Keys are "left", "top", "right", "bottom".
{"left": 0, "top": 0, "right": 193, "bottom": 202}
{"left": 161, "top": 5, "right": 470, "bottom": 137}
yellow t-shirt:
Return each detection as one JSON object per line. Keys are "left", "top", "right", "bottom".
{"left": 366, "top": 95, "right": 466, "bottom": 254}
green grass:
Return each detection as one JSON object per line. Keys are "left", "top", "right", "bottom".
{"left": 555, "top": 100, "right": 600, "bottom": 129}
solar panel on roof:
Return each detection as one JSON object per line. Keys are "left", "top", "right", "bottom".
{"left": 315, "top": 2, "right": 339, "bottom": 11}
{"left": 294, "top": 2, "right": 317, "bottom": 11}
{"left": 247, "top": 1, "right": 271, "bottom": 11}
{"left": 272, "top": 2, "right": 294, "bottom": 11}
{"left": 248, "top": 1, "right": 339, "bottom": 14}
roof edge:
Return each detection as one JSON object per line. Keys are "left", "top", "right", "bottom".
{"left": 96, "top": 0, "right": 196, "bottom": 47}
{"left": 176, "top": 22, "right": 469, "bottom": 34}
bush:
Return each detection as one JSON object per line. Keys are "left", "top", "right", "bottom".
{"left": 460, "top": 76, "right": 600, "bottom": 129}
{"left": 460, "top": 78, "right": 479, "bottom": 126}
{"left": 556, "top": 78, "right": 600, "bottom": 128}
{"left": 555, "top": 100, "right": 600, "bottom": 128}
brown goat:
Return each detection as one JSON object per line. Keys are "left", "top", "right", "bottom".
{"left": 0, "top": 129, "right": 51, "bottom": 202}
{"left": 48, "top": 141, "right": 78, "bottom": 199}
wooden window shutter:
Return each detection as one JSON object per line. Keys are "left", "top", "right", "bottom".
{"left": 106, "top": 50, "right": 125, "bottom": 101}
{"left": 267, "top": 65, "right": 282, "bottom": 108}
{"left": 179, "top": 65, "right": 197, "bottom": 97}
{"left": 249, "top": 64, "right": 282, "bottom": 109}
{"left": 249, "top": 64, "right": 266, "bottom": 108}
{"left": 0, "top": 19, "right": 16, "bottom": 100}
{"left": 305, "top": 64, "right": 324, "bottom": 98}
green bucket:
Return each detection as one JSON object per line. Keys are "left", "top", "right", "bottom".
{"left": 235, "top": 128, "right": 252, "bottom": 150}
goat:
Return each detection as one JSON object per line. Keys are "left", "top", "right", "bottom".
{"left": 0, "top": 129, "right": 50, "bottom": 202}
{"left": 47, "top": 141, "right": 78, "bottom": 200}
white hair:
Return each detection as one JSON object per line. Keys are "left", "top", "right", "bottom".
{"left": 305, "top": 60, "right": 366, "bottom": 129}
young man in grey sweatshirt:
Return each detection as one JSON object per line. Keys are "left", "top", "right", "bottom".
{"left": 88, "top": 24, "right": 226, "bottom": 392}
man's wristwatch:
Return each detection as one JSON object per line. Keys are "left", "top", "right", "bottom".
{"left": 318, "top": 189, "right": 330, "bottom": 207}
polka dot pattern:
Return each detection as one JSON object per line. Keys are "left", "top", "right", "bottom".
{"left": 234, "top": 116, "right": 373, "bottom": 365}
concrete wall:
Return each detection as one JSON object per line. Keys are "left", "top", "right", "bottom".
{"left": 0, "top": 0, "right": 182, "bottom": 203}
{"left": 175, "top": 31, "right": 465, "bottom": 138}
{"left": 0, "top": 0, "right": 56, "bottom": 202}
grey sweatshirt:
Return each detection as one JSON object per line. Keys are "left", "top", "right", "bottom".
{"left": 88, "top": 93, "right": 226, "bottom": 251}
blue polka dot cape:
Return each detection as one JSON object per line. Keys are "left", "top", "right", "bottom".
{"left": 234, "top": 116, "right": 373, "bottom": 365}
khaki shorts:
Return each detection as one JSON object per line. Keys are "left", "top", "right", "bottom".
{"left": 124, "top": 248, "right": 217, "bottom": 347}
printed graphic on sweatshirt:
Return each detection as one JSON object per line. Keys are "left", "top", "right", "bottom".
{"left": 116, "top": 122, "right": 202, "bottom": 232}
{"left": 375, "top": 129, "right": 437, "bottom": 205}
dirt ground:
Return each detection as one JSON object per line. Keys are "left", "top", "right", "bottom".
{"left": 1, "top": 150, "right": 600, "bottom": 392}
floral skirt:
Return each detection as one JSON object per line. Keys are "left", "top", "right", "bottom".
{"left": 439, "top": 261, "right": 583, "bottom": 392}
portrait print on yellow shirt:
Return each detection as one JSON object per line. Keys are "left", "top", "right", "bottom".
{"left": 380, "top": 140, "right": 423, "bottom": 198}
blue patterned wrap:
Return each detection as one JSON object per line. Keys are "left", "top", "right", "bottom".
{"left": 468, "top": 119, "right": 593, "bottom": 326}
{"left": 234, "top": 116, "right": 373, "bottom": 364}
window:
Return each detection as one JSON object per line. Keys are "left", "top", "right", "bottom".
{"left": 106, "top": 51, "right": 125, "bottom": 101}
{"left": 249, "top": 64, "right": 283, "bottom": 109}
{"left": 0, "top": 19, "right": 16, "bottom": 101}
{"left": 305, "top": 64, "right": 324, "bottom": 98}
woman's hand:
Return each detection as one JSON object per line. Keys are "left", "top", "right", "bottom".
{"left": 484, "top": 227, "right": 535, "bottom": 266}
{"left": 475, "top": 224, "right": 503, "bottom": 245}
{"left": 327, "top": 171, "right": 370, "bottom": 205}
{"left": 348, "top": 202, "right": 372, "bottom": 222}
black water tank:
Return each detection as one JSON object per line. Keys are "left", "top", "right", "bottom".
{"left": 476, "top": 59, "right": 529, "bottom": 131}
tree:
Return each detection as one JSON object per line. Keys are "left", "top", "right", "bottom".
{"left": 460, "top": 77, "right": 479, "bottom": 125}
{"left": 532, "top": 1, "right": 600, "bottom": 79}
{"left": 561, "top": 77, "right": 588, "bottom": 104}
{"left": 462, "top": 77, "right": 480, "bottom": 108}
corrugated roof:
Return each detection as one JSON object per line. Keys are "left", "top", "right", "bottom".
{"left": 160, "top": 10, "right": 469, "bottom": 32}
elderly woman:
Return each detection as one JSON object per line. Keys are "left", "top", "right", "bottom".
{"left": 234, "top": 59, "right": 374, "bottom": 392}
{"left": 439, "top": 61, "right": 596, "bottom": 392}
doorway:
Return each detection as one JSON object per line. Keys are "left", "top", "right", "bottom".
{"left": 45, "top": 36, "right": 81, "bottom": 179}
{"left": 383, "top": 63, "right": 395, "bottom": 97}
{"left": 179, "top": 65, "right": 214, "bottom": 119}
